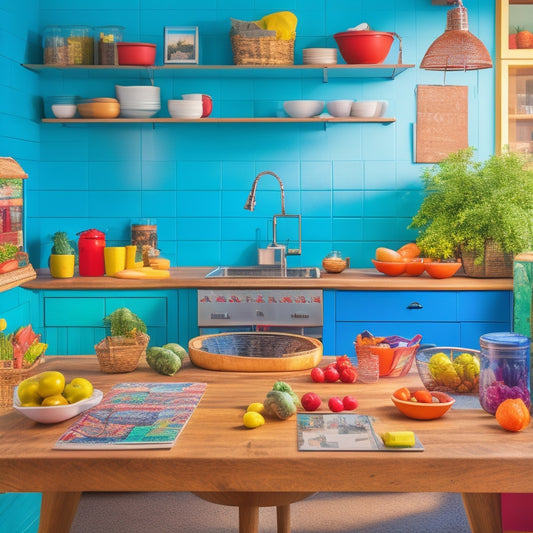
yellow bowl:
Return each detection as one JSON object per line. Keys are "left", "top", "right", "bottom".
{"left": 78, "top": 101, "right": 120, "bottom": 119}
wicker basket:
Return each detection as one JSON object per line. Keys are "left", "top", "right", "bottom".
{"left": 95, "top": 333, "right": 149, "bottom": 374}
{"left": 461, "top": 240, "right": 514, "bottom": 278}
{"left": 0, "top": 355, "right": 45, "bottom": 409}
{"left": 231, "top": 35, "right": 294, "bottom": 65}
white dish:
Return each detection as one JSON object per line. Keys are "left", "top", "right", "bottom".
{"left": 326, "top": 100, "right": 353, "bottom": 117}
{"left": 13, "top": 388, "right": 103, "bottom": 424}
{"left": 283, "top": 100, "right": 324, "bottom": 118}
{"left": 51, "top": 104, "right": 77, "bottom": 119}
{"left": 168, "top": 99, "right": 203, "bottom": 119}
{"left": 120, "top": 108, "right": 160, "bottom": 118}
{"left": 375, "top": 100, "right": 388, "bottom": 117}
{"left": 351, "top": 100, "right": 379, "bottom": 118}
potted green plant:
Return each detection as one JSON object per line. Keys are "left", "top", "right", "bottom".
{"left": 408, "top": 148, "right": 533, "bottom": 277}
{"left": 95, "top": 307, "right": 149, "bottom": 373}
{"left": 49, "top": 231, "right": 76, "bottom": 278}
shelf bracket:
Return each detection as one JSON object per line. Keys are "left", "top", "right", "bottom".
{"left": 322, "top": 68, "right": 329, "bottom": 83}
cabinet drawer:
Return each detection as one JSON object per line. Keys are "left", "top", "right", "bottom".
{"left": 457, "top": 291, "right": 512, "bottom": 322}
{"left": 335, "top": 291, "right": 457, "bottom": 322}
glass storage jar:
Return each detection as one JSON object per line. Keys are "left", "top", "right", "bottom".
{"left": 43, "top": 26, "right": 69, "bottom": 65}
{"left": 43, "top": 25, "right": 94, "bottom": 65}
{"left": 95, "top": 26, "right": 124, "bottom": 65}
{"left": 479, "top": 332, "right": 531, "bottom": 415}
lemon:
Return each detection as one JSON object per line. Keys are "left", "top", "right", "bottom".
{"left": 246, "top": 402, "right": 265, "bottom": 414}
{"left": 243, "top": 411, "right": 265, "bottom": 429}
{"left": 0, "top": 318, "right": 6, "bottom": 331}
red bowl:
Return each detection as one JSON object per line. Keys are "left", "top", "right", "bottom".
{"left": 371, "top": 259, "right": 406, "bottom": 276}
{"left": 424, "top": 262, "right": 462, "bottom": 279}
{"left": 117, "top": 42, "right": 156, "bottom": 66}
{"left": 404, "top": 259, "right": 426, "bottom": 277}
{"left": 333, "top": 31, "right": 394, "bottom": 64}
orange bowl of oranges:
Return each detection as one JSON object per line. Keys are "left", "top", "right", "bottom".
{"left": 372, "top": 243, "right": 426, "bottom": 277}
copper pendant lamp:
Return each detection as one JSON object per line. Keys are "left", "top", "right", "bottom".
{"left": 420, "top": 0, "right": 492, "bottom": 71}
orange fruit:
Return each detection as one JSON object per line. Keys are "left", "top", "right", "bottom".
{"left": 397, "top": 242, "right": 421, "bottom": 259}
{"left": 375, "top": 247, "right": 403, "bottom": 262}
{"left": 495, "top": 398, "right": 531, "bottom": 432}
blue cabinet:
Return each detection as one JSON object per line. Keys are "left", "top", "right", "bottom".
{"left": 323, "top": 290, "right": 512, "bottom": 361}
{"left": 34, "top": 289, "right": 198, "bottom": 355}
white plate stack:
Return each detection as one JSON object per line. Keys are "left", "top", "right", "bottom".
{"left": 115, "top": 85, "right": 161, "bottom": 118}
{"left": 302, "top": 48, "right": 337, "bottom": 65}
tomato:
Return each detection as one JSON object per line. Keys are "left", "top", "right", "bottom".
{"left": 413, "top": 390, "right": 433, "bottom": 403}
{"left": 393, "top": 387, "right": 411, "bottom": 401}
{"left": 343, "top": 395, "right": 358, "bottom": 410}
{"left": 340, "top": 367, "right": 357, "bottom": 383}
{"left": 301, "top": 392, "right": 322, "bottom": 412}
{"left": 41, "top": 394, "right": 69, "bottom": 406}
{"left": 62, "top": 377, "right": 94, "bottom": 404}
{"left": 17, "top": 377, "right": 42, "bottom": 406}
{"left": 36, "top": 371, "right": 65, "bottom": 398}
{"left": 310, "top": 367, "right": 325, "bottom": 383}
{"left": 328, "top": 397, "right": 344, "bottom": 412}
{"left": 324, "top": 367, "right": 340, "bottom": 383}
{"left": 335, "top": 355, "right": 353, "bottom": 373}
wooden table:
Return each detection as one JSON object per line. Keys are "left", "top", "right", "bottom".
{"left": 1, "top": 356, "right": 529, "bottom": 533}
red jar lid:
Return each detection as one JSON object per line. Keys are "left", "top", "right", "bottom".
{"left": 78, "top": 228, "right": 105, "bottom": 239}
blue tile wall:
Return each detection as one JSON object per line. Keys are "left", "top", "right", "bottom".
{"left": 6, "top": 1, "right": 497, "bottom": 273}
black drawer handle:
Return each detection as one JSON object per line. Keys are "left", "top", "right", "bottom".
{"left": 407, "top": 302, "right": 423, "bottom": 310}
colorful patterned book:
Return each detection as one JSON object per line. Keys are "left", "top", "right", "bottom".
{"left": 54, "top": 382, "right": 207, "bottom": 450}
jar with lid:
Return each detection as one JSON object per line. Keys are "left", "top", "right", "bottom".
{"left": 95, "top": 26, "right": 124, "bottom": 65}
{"left": 78, "top": 229, "right": 106, "bottom": 277}
{"left": 43, "top": 26, "right": 69, "bottom": 65}
{"left": 479, "top": 332, "right": 531, "bottom": 415}
{"left": 322, "top": 251, "right": 348, "bottom": 273}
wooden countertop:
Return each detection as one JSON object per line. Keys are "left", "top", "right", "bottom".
{"left": 22, "top": 267, "right": 513, "bottom": 291}
{"left": 0, "top": 355, "right": 523, "bottom": 533}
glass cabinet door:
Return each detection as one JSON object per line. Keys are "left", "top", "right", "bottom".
{"left": 498, "top": 0, "right": 533, "bottom": 60}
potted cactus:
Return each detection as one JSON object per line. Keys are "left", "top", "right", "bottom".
{"left": 49, "top": 231, "right": 76, "bottom": 278}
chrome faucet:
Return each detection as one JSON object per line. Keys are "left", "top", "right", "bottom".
{"left": 244, "top": 171, "right": 301, "bottom": 268}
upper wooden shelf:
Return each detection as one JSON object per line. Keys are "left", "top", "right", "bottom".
{"left": 22, "top": 63, "right": 415, "bottom": 81}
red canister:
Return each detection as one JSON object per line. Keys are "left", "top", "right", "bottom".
{"left": 78, "top": 229, "right": 106, "bottom": 276}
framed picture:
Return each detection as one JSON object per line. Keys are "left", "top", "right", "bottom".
{"left": 164, "top": 26, "right": 198, "bottom": 64}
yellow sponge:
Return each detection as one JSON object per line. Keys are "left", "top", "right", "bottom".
{"left": 381, "top": 431, "right": 415, "bottom": 448}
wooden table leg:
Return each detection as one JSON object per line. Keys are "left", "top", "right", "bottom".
{"left": 239, "top": 505, "right": 260, "bottom": 533}
{"left": 462, "top": 493, "right": 502, "bottom": 533}
{"left": 276, "top": 504, "right": 291, "bottom": 533}
{"left": 38, "top": 491, "right": 82, "bottom": 533}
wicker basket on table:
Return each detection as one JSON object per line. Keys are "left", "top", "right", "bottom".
{"left": 95, "top": 333, "right": 149, "bottom": 374}
{"left": 231, "top": 35, "right": 294, "bottom": 65}
{"left": 0, "top": 356, "right": 45, "bottom": 409}
{"left": 460, "top": 240, "right": 514, "bottom": 278}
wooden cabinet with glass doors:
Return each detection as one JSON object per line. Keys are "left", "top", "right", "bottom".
{"left": 496, "top": 0, "right": 533, "bottom": 153}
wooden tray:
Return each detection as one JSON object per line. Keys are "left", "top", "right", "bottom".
{"left": 188, "top": 332, "right": 323, "bottom": 372}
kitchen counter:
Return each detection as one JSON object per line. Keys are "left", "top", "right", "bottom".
{"left": 22, "top": 267, "right": 513, "bottom": 291}
{"left": 0, "top": 355, "right": 521, "bottom": 533}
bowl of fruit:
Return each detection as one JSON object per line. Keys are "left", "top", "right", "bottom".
{"left": 391, "top": 387, "right": 455, "bottom": 420}
{"left": 372, "top": 243, "right": 426, "bottom": 277}
{"left": 416, "top": 346, "right": 481, "bottom": 395}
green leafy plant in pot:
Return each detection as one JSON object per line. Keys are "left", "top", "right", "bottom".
{"left": 49, "top": 232, "right": 76, "bottom": 278}
{"left": 408, "top": 148, "right": 533, "bottom": 277}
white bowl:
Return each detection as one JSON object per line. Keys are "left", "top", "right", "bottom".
{"left": 13, "top": 387, "right": 103, "bottom": 424}
{"left": 115, "top": 85, "right": 160, "bottom": 98}
{"left": 51, "top": 104, "right": 77, "bottom": 119}
{"left": 283, "top": 100, "right": 324, "bottom": 118}
{"left": 351, "top": 100, "right": 380, "bottom": 118}
{"left": 168, "top": 99, "right": 203, "bottom": 119}
{"left": 375, "top": 100, "right": 388, "bottom": 117}
{"left": 326, "top": 100, "right": 353, "bottom": 117}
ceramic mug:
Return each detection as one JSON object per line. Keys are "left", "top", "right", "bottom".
{"left": 182, "top": 93, "right": 213, "bottom": 117}
{"left": 104, "top": 247, "right": 126, "bottom": 276}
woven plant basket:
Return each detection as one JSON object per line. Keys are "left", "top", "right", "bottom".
{"left": 460, "top": 240, "right": 514, "bottom": 278}
{"left": 231, "top": 35, "right": 294, "bottom": 65}
{"left": 95, "top": 333, "right": 149, "bottom": 374}
{"left": 0, "top": 355, "right": 45, "bottom": 409}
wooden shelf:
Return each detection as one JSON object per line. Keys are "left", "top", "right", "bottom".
{"left": 42, "top": 116, "right": 396, "bottom": 124}
{"left": 23, "top": 63, "right": 414, "bottom": 81}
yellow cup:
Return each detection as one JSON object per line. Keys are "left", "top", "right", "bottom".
{"left": 49, "top": 254, "right": 75, "bottom": 278}
{"left": 104, "top": 247, "right": 126, "bottom": 276}
{"left": 125, "top": 245, "right": 138, "bottom": 269}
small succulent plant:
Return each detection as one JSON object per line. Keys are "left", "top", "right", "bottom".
{"left": 51, "top": 232, "right": 75, "bottom": 255}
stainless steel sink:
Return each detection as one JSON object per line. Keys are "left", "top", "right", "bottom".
{"left": 205, "top": 266, "right": 320, "bottom": 278}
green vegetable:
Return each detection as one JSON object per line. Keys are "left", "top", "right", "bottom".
{"left": 146, "top": 346, "right": 182, "bottom": 376}
{"left": 24, "top": 342, "right": 47, "bottom": 364}
{"left": 271, "top": 380, "right": 301, "bottom": 408}
{"left": 0, "top": 332, "right": 13, "bottom": 360}
{"left": 263, "top": 390, "right": 297, "bottom": 420}
{"left": 453, "top": 352, "right": 480, "bottom": 382}
{"left": 104, "top": 308, "right": 147, "bottom": 338}
{"left": 162, "top": 342, "right": 188, "bottom": 362}
{"left": 0, "top": 243, "right": 18, "bottom": 264}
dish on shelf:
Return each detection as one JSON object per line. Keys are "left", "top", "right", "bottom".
{"left": 115, "top": 85, "right": 161, "bottom": 118}
{"left": 334, "top": 31, "right": 394, "bottom": 64}
{"left": 77, "top": 98, "right": 120, "bottom": 119}
{"left": 117, "top": 42, "right": 156, "bottom": 66}
{"left": 13, "top": 387, "right": 103, "bottom": 424}
{"left": 424, "top": 262, "right": 462, "bottom": 279}
{"left": 351, "top": 100, "right": 380, "bottom": 118}
{"left": 326, "top": 100, "right": 353, "bottom": 117}
{"left": 283, "top": 100, "right": 325, "bottom": 118}
{"left": 168, "top": 99, "right": 203, "bottom": 119}
{"left": 51, "top": 104, "right": 77, "bottom": 118}
{"left": 302, "top": 48, "right": 337, "bottom": 65}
